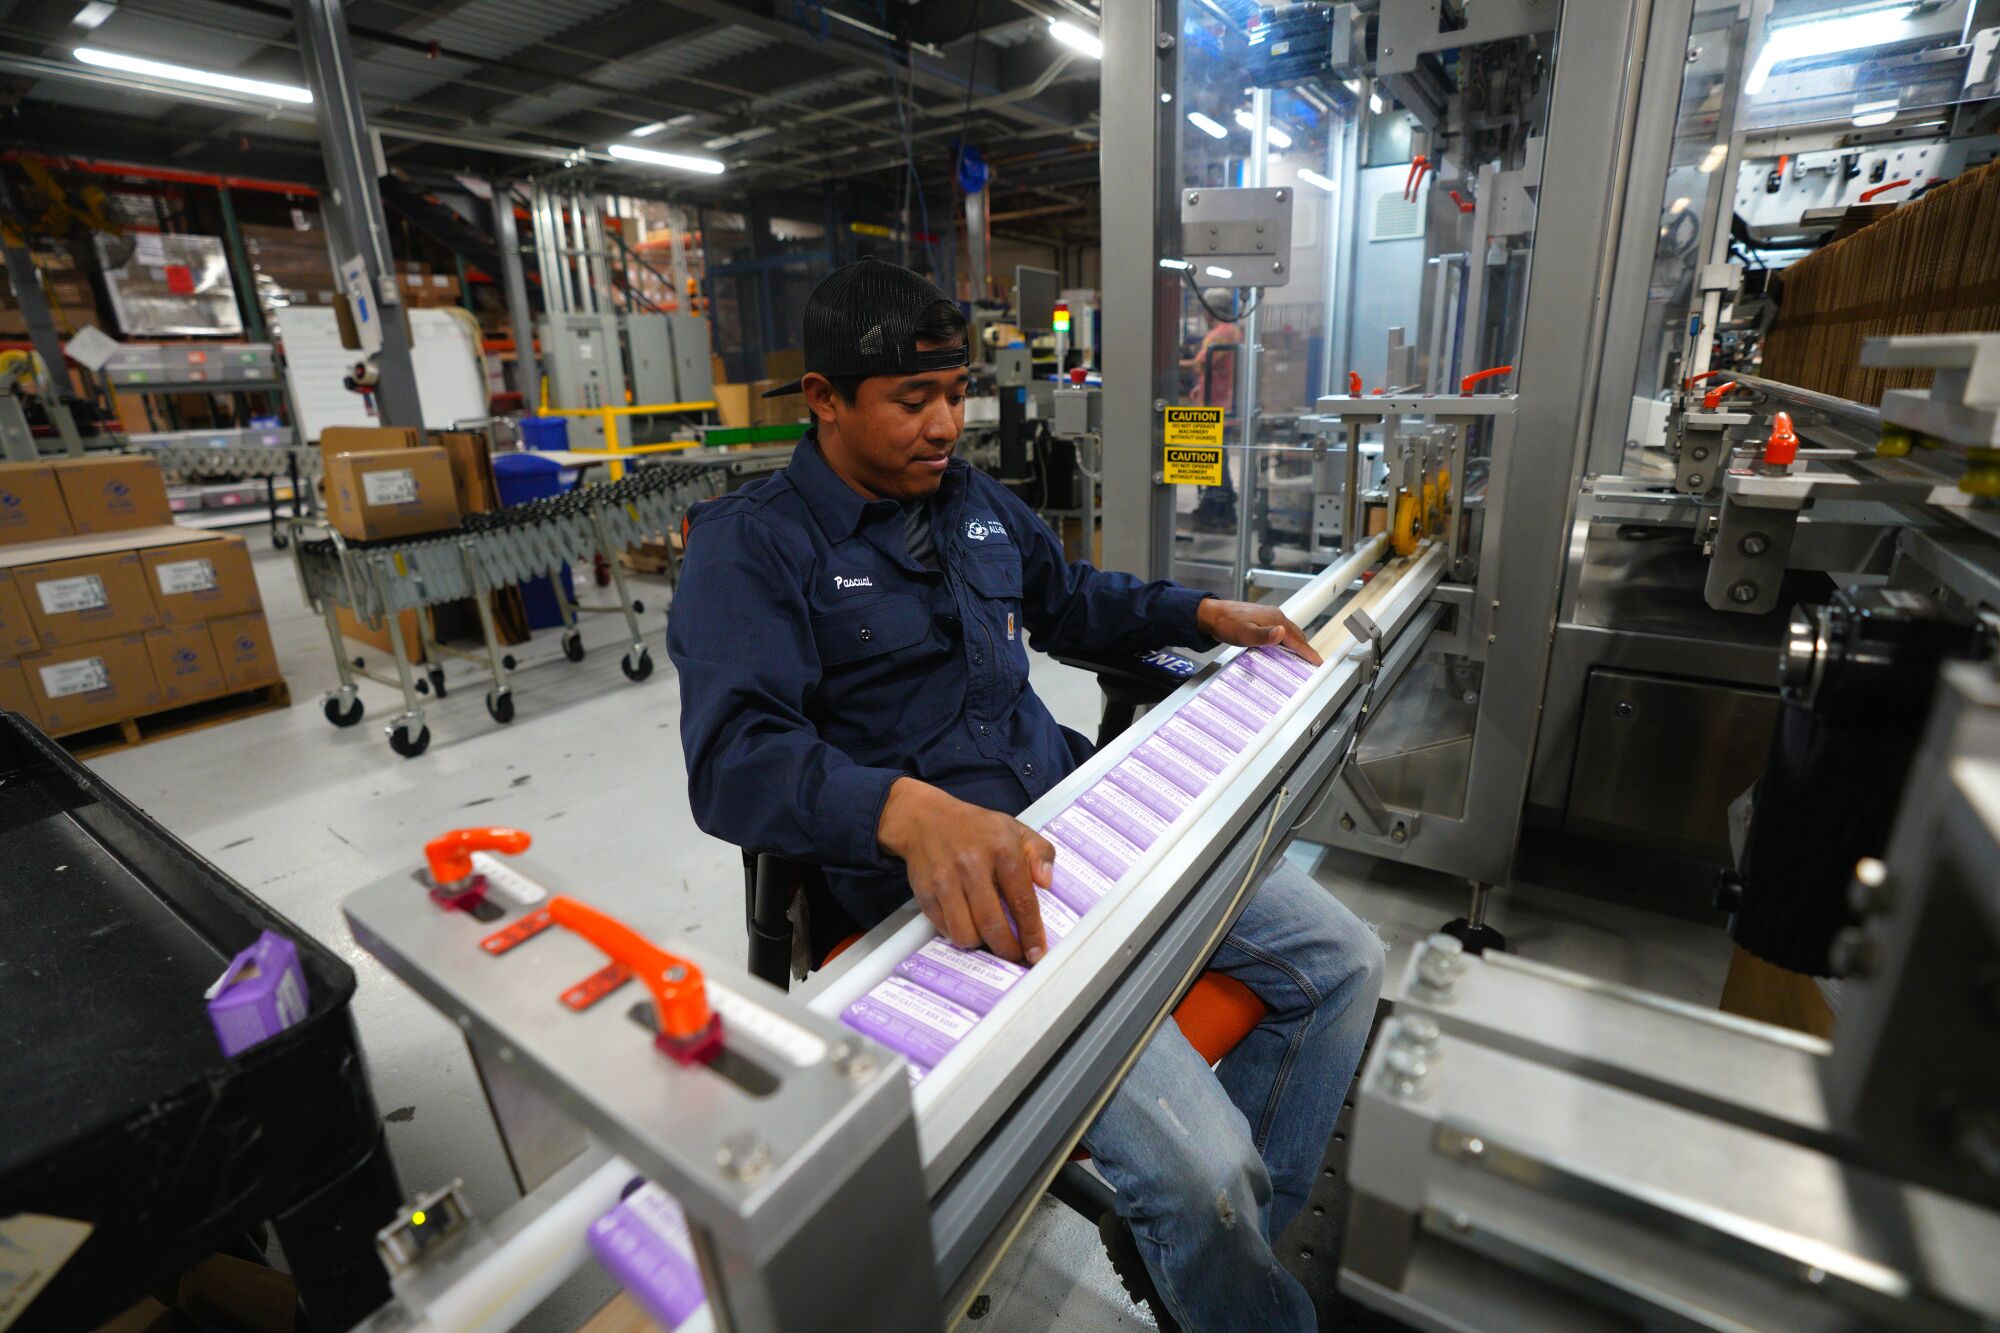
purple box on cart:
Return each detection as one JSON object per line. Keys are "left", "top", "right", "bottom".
{"left": 205, "top": 929, "right": 309, "bottom": 1057}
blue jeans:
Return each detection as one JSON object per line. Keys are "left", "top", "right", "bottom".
{"left": 1079, "top": 856, "right": 1385, "bottom": 1331}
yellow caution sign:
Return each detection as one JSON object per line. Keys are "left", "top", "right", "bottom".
{"left": 1163, "top": 444, "right": 1224, "bottom": 486}
{"left": 1162, "top": 405, "right": 1224, "bottom": 446}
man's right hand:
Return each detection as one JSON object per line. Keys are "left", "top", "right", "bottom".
{"left": 877, "top": 778, "right": 1054, "bottom": 964}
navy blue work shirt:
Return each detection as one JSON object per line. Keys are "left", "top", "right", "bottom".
{"left": 667, "top": 433, "right": 1213, "bottom": 928}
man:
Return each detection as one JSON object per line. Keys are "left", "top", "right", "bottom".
{"left": 668, "top": 258, "right": 1382, "bottom": 1331}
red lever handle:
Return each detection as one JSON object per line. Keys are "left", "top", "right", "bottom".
{"left": 1448, "top": 189, "right": 1475, "bottom": 214}
{"left": 1701, "top": 380, "right": 1740, "bottom": 411}
{"left": 1403, "top": 155, "right": 1432, "bottom": 201}
{"left": 1764, "top": 411, "right": 1798, "bottom": 468}
{"left": 1682, "top": 370, "right": 1727, "bottom": 390}
{"left": 1460, "top": 365, "right": 1513, "bottom": 395}
{"left": 1858, "top": 178, "right": 1912, "bottom": 204}
{"left": 547, "top": 895, "right": 720, "bottom": 1057}
{"left": 1348, "top": 370, "right": 1364, "bottom": 396}
{"left": 426, "top": 827, "right": 531, "bottom": 887}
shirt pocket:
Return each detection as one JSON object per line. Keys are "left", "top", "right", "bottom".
{"left": 958, "top": 553, "right": 1030, "bottom": 687}
{"left": 810, "top": 596, "right": 955, "bottom": 743}
{"left": 813, "top": 596, "right": 932, "bottom": 666}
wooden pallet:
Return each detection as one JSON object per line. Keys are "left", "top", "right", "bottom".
{"left": 58, "top": 678, "right": 292, "bottom": 759}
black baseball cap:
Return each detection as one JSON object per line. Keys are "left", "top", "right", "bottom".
{"left": 761, "top": 257, "right": 969, "bottom": 397}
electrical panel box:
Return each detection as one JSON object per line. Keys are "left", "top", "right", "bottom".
{"left": 621, "top": 314, "right": 677, "bottom": 406}
{"left": 994, "top": 347, "right": 1032, "bottom": 389}
{"left": 1180, "top": 186, "right": 1295, "bottom": 289}
{"left": 541, "top": 314, "right": 625, "bottom": 448}
{"left": 665, "top": 314, "right": 714, "bottom": 403}
{"left": 1052, "top": 386, "right": 1101, "bottom": 436}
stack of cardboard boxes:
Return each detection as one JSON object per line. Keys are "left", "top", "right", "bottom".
{"left": 710, "top": 348, "right": 811, "bottom": 432}
{"left": 0, "top": 456, "right": 281, "bottom": 740}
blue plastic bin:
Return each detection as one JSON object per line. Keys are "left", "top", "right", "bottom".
{"left": 518, "top": 416, "right": 570, "bottom": 451}
{"left": 493, "top": 452, "right": 575, "bottom": 630}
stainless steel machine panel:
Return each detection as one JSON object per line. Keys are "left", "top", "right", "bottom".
{"left": 541, "top": 313, "right": 624, "bottom": 447}
{"left": 621, "top": 313, "right": 676, "bottom": 406}
{"left": 666, "top": 313, "right": 713, "bottom": 403}
{"left": 1567, "top": 668, "right": 1779, "bottom": 862}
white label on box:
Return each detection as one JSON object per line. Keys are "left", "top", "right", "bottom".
{"left": 362, "top": 468, "right": 418, "bottom": 506}
{"left": 40, "top": 657, "right": 110, "bottom": 698}
{"left": 155, "top": 557, "right": 218, "bottom": 596}
{"left": 35, "top": 574, "right": 107, "bottom": 616}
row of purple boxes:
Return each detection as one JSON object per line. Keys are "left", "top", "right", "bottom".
{"left": 839, "top": 644, "right": 1315, "bottom": 1080}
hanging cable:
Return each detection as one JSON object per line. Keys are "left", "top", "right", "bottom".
{"left": 1184, "top": 268, "right": 1261, "bottom": 323}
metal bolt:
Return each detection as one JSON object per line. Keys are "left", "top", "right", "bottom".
{"left": 1273, "top": 260, "right": 1284, "bottom": 273}
{"left": 1274, "top": 189, "right": 1286, "bottom": 202}
{"left": 1187, "top": 192, "right": 1199, "bottom": 206}
{"left": 1739, "top": 532, "right": 1770, "bottom": 557}
{"left": 717, "top": 1132, "right": 771, "bottom": 1182}
{"left": 1729, "top": 580, "right": 1759, "bottom": 604}
{"left": 1414, "top": 933, "right": 1467, "bottom": 996}
{"left": 1828, "top": 926, "right": 1876, "bottom": 978}
{"left": 1847, "top": 857, "right": 1893, "bottom": 917}
{"left": 1390, "top": 822, "right": 1408, "bottom": 844}
{"left": 1686, "top": 473, "right": 1705, "bottom": 489}
{"left": 1339, "top": 813, "right": 1356, "bottom": 831}
{"left": 1691, "top": 445, "right": 1710, "bottom": 461}
{"left": 1380, "top": 1016, "right": 1438, "bottom": 1098}
{"left": 1153, "top": 398, "right": 1167, "bottom": 412}
{"left": 830, "top": 1038, "right": 877, "bottom": 1081}
{"left": 664, "top": 964, "right": 687, "bottom": 982}
{"left": 1614, "top": 700, "right": 1634, "bottom": 719}
{"left": 1157, "top": 31, "right": 1175, "bottom": 49}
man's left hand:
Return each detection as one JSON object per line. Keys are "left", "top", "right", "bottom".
{"left": 1196, "top": 598, "right": 1323, "bottom": 667}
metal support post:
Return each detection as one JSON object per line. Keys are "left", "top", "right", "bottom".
{"left": 491, "top": 180, "right": 540, "bottom": 403}
{"left": 291, "top": 0, "right": 423, "bottom": 426}
{"left": 0, "top": 179, "right": 85, "bottom": 454}
{"left": 1101, "top": 0, "right": 1178, "bottom": 580}
{"left": 215, "top": 185, "right": 269, "bottom": 343}
{"left": 371, "top": 560, "right": 427, "bottom": 736}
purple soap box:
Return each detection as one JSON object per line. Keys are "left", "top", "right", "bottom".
{"left": 843, "top": 975, "right": 981, "bottom": 1070}
{"left": 896, "top": 938, "right": 1026, "bottom": 1015}
{"left": 205, "top": 929, "right": 309, "bottom": 1057}
{"left": 590, "top": 1181, "right": 708, "bottom": 1330}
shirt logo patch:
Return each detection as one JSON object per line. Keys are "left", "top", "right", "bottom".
{"left": 833, "top": 574, "right": 874, "bottom": 591}
{"left": 964, "top": 518, "right": 1006, "bottom": 542}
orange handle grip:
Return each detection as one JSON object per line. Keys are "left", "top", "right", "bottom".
{"left": 1348, "top": 370, "right": 1364, "bottom": 396}
{"left": 1460, "top": 365, "right": 1513, "bottom": 395}
{"left": 1403, "top": 155, "right": 1431, "bottom": 201}
{"left": 1682, "top": 370, "right": 1726, "bottom": 389}
{"left": 547, "top": 895, "right": 712, "bottom": 1041}
{"left": 1701, "top": 380, "right": 1740, "bottom": 411}
{"left": 426, "top": 827, "right": 531, "bottom": 886}
{"left": 1448, "top": 189, "right": 1474, "bottom": 214}
{"left": 1858, "top": 178, "right": 1911, "bottom": 204}
{"left": 1764, "top": 410, "right": 1798, "bottom": 468}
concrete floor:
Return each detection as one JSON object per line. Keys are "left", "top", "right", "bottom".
{"left": 85, "top": 541, "right": 1737, "bottom": 1332}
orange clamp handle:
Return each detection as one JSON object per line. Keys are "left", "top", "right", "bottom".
{"left": 1460, "top": 365, "right": 1513, "bottom": 395}
{"left": 1448, "top": 189, "right": 1475, "bottom": 214}
{"left": 547, "top": 895, "right": 714, "bottom": 1043}
{"left": 1764, "top": 411, "right": 1798, "bottom": 468}
{"left": 1348, "top": 370, "right": 1364, "bottom": 396}
{"left": 1858, "top": 178, "right": 1911, "bottom": 204}
{"left": 1403, "top": 155, "right": 1432, "bottom": 201}
{"left": 1701, "top": 380, "right": 1740, "bottom": 411}
{"left": 1682, "top": 370, "right": 1726, "bottom": 390}
{"left": 426, "top": 827, "right": 531, "bottom": 886}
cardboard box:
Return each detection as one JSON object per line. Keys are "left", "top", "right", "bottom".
{"left": 710, "top": 354, "right": 728, "bottom": 385}
{"left": 324, "top": 446, "right": 460, "bottom": 541}
{"left": 52, "top": 456, "right": 173, "bottom": 534}
{"left": 712, "top": 383, "right": 752, "bottom": 429}
{"left": 763, "top": 347, "right": 806, "bottom": 383}
{"left": 320, "top": 424, "right": 423, "bottom": 466}
{"left": 142, "top": 535, "right": 261, "bottom": 625}
{"left": 750, "top": 380, "right": 807, "bottom": 429}
{"left": 0, "top": 571, "right": 35, "bottom": 658}
{"left": 22, "top": 634, "right": 162, "bottom": 735}
{"left": 336, "top": 605, "right": 427, "bottom": 663}
{"left": 0, "top": 657, "right": 39, "bottom": 728}
{"left": 210, "top": 610, "right": 282, "bottom": 690}
{"left": 145, "top": 622, "right": 225, "bottom": 705}
{"left": 428, "top": 431, "right": 498, "bottom": 515}
{"left": 0, "top": 462, "right": 74, "bottom": 546}
{"left": 207, "top": 930, "right": 310, "bottom": 1057}
{"left": 12, "top": 549, "right": 161, "bottom": 648}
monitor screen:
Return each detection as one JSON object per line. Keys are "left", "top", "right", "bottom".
{"left": 1013, "top": 265, "right": 1059, "bottom": 333}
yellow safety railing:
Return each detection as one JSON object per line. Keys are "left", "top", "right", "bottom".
{"left": 542, "top": 401, "right": 718, "bottom": 478}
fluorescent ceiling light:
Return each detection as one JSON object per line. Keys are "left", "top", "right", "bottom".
{"left": 1204, "top": 265, "right": 1233, "bottom": 279}
{"left": 1699, "top": 143, "right": 1729, "bottom": 173}
{"left": 609, "top": 143, "right": 725, "bottom": 175}
{"left": 1159, "top": 258, "right": 1194, "bottom": 271}
{"left": 703, "top": 126, "right": 773, "bottom": 150}
{"left": 629, "top": 121, "right": 667, "bottom": 138}
{"left": 74, "top": 46, "right": 311, "bottom": 103}
{"left": 1233, "top": 109, "right": 1293, "bottom": 148}
{"left": 1048, "top": 19, "right": 1103, "bottom": 59}
{"left": 1668, "top": 196, "right": 1691, "bottom": 214}
{"left": 1851, "top": 98, "right": 1898, "bottom": 127}
{"left": 1369, "top": 91, "right": 1384, "bottom": 115}
{"left": 1296, "top": 167, "right": 1337, "bottom": 192}
{"left": 1745, "top": 5, "right": 1915, "bottom": 96}
{"left": 1187, "top": 111, "right": 1228, "bottom": 140}
{"left": 71, "top": 2, "right": 117, "bottom": 29}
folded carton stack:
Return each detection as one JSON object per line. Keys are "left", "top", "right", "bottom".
{"left": 0, "top": 455, "right": 282, "bottom": 740}
{"left": 242, "top": 221, "right": 339, "bottom": 309}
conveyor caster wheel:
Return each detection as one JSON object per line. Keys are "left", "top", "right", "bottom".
{"left": 323, "top": 694, "right": 364, "bottom": 727}
{"left": 427, "top": 667, "right": 448, "bottom": 699}
{"left": 621, "top": 646, "right": 654, "bottom": 681}
{"left": 594, "top": 555, "right": 611, "bottom": 587}
{"left": 413, "top": 678, "right": 428, "bottom": 696}
{"left": 388, "top": 720, "right": 431, "bottom": 759}
{"left": 632, "top": 599, "right": 646, "bottom": 615}
{"left": 485, "top": 689, "right": 515, "bottom": 724}
{"left": 502, "top": 654, "right": 518, "bottom": 671}
{"left": 562, "top": 631, "right": 586, "bottom": 663}
{"left": 272, "top": 530, "right": 289, "bottom": 551}
{"left": 1439, "top": 917, "right": 1506, "bottom": 954}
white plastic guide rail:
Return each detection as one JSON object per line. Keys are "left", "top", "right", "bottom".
{"left": 806, "top": 536, "right": 1448, "bottom": 1184}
